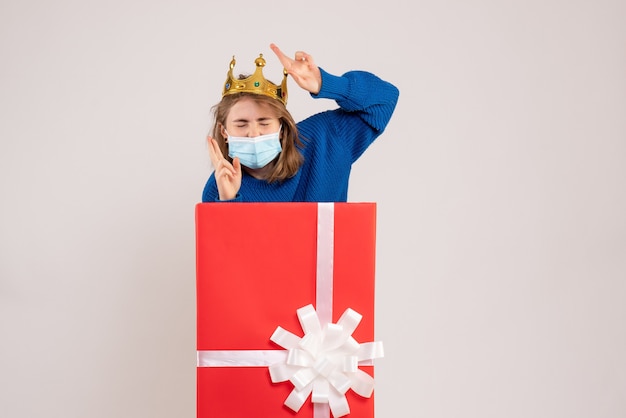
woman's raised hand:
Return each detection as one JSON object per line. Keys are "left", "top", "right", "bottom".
{"left": 207, "top": 136, "right": 241, "bottom": 200}
{"left": 270, "top": 43, "right": 322, "bottom": 95}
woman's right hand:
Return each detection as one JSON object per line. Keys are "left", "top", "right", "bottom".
{"left": 207, "top": 136, "right": 241, "bottom": 200}
{"left": 270, "top": 43, "right": 322, "bottom": 95}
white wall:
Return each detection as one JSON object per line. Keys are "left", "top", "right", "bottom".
{"left": 1, "top": 1, "right": 625, "bottom": 417}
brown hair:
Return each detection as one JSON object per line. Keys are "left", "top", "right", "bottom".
{"left": 210, "top": 93, "right": 304, "bottom": 182}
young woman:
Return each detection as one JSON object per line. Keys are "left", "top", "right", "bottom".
{"left": 202, "top": 43, "right": 399, "bottom": 202}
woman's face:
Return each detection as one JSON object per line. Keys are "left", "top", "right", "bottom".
{"left": 221, "top": 97, "right": 281, "bottom": 138}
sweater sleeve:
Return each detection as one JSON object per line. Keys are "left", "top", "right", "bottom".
{"left": 306, "top": 68, "right": 399, "bottom": 162}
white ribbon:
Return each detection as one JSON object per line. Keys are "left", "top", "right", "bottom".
{"left": 268, "top": 304, "right": 384, "bottom": 417}
{"left": 316, "top": 202, "right": 335, "bottom": 326}
{"left": 197, "top": 203, "right": 383, "bottom": 417}
{"left": 197, "top": 350, "right": 287, "bottom": 367}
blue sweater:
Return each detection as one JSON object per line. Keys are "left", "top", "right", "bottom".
{"left": 201, "top": 68, "right": 399, "bottom": 202}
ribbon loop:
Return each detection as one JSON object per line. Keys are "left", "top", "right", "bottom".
{"left": 312, "top": 379, "right": 330, "bottom": 403}
{"left": 285, "top": 386, "right": 312, "bottom": 412}
{"left": 270, "top": 326, "right": 301, "bottom": 349}
{"left": 269, "top": 362, "right": 297, "bottom": 383}
{"left": 358, "top": 341, "right": 384, "bottom": 361}
{"left": 329, "top": 390, "right": 351, "bottom": 417}
{"left": 298, "top": 304, "right": 322, "bottom": 336}
{"left": 287, "top": 348, "right": 314, "bottom": 367}
{"left": 337, "top": 308, "right": 362, "bottom": 336}
{"left": 348, "top": 369, "right": 375, "bottom": 398}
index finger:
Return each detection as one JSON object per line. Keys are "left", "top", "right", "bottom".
{"left": 207, "top": 136, "right": 222, "bottom": 167}
{"left": 269, "top": 43, "right": 293, "bottom": 69}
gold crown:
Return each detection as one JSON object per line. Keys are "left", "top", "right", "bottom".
{"left": 222, "top": 54, "right": 288, "bottom": 105}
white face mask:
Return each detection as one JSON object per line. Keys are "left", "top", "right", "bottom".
{"left": 226, "top": 126, "right": 282, "bottom": 169}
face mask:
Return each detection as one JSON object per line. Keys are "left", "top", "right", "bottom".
{"left": 226, "top": 126, "right": 282, "bottom": 169}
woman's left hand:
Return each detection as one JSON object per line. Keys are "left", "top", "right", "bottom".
{"left": 207, "top": 136, "right": 241, "bottom": 201}
{"left": 270, "top": 43, "right": 322, "bottom": 95}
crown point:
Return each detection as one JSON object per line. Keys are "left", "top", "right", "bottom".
{"left": 255, "top": 54, "right": 266, "bottom": 68}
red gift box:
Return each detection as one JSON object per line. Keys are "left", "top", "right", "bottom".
{"left": 195, "top": 202, "right": 381, "bottom": 418}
